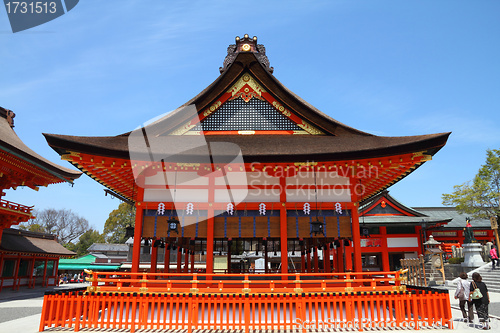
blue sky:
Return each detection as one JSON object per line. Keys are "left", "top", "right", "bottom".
{"left": 1, "top": 0, "right": 499, "bottom": 232}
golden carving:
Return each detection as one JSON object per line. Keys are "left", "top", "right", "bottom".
{"left": 344, "top": 287, "right": 354, "bottom": 292}
{"left": 242, "top": 288, "right": 251, "bottom": 293}
{"left": 294, "top": 288, "right": 303, "bottom": 293}
{"left": 412, "top": 151, "right": 432, "bottom": 161}
{"left": 294, "top": 161, "right": 318, "bottom": 167}
{"left": 177, "top": 163, "right": 200, "bottom": 168}
{"left": 190, "top": 288, "right": 199, "bottom": 293}
{"left": 61, "top": 151, "right": 82, "bottom": 161}
{"left": 170, "top": 123, "right": 197, "bottom": 136}
{"left": 203, "top": 100, "right": 222, "bottom": 117}
{"left": 139, "top": 287, "right": 148, "bottom": 293}
{"left": 271, "top": 101, "right": 291, "bottom": 117}
{"left": 392, "top": 285, "right": 406, "bottom": 292}
{"left": 227, "top": 74, "right": 266, "bottom": 102}
{"left": 297, "top": 121, "right": 323, "bottom": 135}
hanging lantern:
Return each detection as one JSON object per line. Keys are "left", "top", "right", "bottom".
{"left": 153, "top": 239, "right": 161, "bottom": 247}
{"left": 125, "top": 224, "right": 135, "bottom": 238}
{"left": 310, "top": 218, "right": 324, "bottom": 236}
{"left": 168, "top": 217, "right": 180, "bottom": 234}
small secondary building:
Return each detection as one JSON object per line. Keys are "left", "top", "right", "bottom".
{"left": 0, "top": 228, "right": 74, "bottom": 290}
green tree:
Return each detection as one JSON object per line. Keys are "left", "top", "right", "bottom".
{"left": 66, "top": 229, "right": 104, "bottom": 257}
{"left": 442, "top": 149, "right": 500, "bottom": 219}
{"left": 103, "top": 203, "right": 136, "bottom": 243}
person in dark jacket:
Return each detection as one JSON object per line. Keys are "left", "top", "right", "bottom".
{"left": 470, "top": 272, "right": 490, "bottom": 329}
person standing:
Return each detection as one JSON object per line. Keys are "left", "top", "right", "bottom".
{"left": 454, "top": 272, "right": 473, "bottom": 322}
{"left": 489, "top": 247, "right": 499, "bottom": 269}
{"left": 470, "top": 272, "right": 490, "bottom": 330}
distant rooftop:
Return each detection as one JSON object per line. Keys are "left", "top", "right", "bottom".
{"left": 413, "top": 207, "right": 491, "bottom": 229}
{"left": 87, "top": 243, "right": 128, "bottom": 253}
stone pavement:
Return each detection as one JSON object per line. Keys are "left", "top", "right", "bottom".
{"left": 0, "top": 282, "right": 89, "bottom": 333}
{"left": 0, "top": 281, "right": 499, "bottom": 333}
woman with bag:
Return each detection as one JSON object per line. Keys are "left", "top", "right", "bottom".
{"left": 470, "top": 272, "right": 490, "bottom": 329}
{"left": 454, "top": 272, "right": 473, "bottom": 322}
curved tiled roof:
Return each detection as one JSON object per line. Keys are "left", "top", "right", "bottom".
{"left": 0, "top": 228, "right": 75, "bottom": 256}
{"left": 0, "top": 107, "right": 81, "bottom": 185}
{"left": 45, "top": 131, "right": 449, "bottom": 164}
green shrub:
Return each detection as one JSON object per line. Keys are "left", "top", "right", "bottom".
{"left": 448, "top": 257, "right": 464, "bottom": 264}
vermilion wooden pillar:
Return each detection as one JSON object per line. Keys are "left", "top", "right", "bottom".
{"left": 176, "top": 246, "right": 182, "bottom": 273}
{"left": 227, "top": 239, "right": 232, "bottom": 273}
{"left": 206, "top": 176, "right": 215, "bottom": 275}
{"left": 324, "top": 244, "right": 331, "bottom": 273}
{"left": 184, "top": 248, "right": 189, "bottom": 273}
{"left": 13, "top": 255, "right": 20, "bottom": 290}
{"left": 264, "top": 240, "right": 269, "bottom": 273}
{"left": 351, "top": 205, "right": 363, "bottom": 272}
{"left": 131, "top": 187, "right": 145, "bottom": 273}
{"left": 336, "top": 242, "right": 344, "bottom": 272}
{"left": 345, "top": 242, "right": 353, "bottom": 271}
{"left": 30, "top": 258, "right": 36, "bottom": 287}
{"left": 279, "top": 177, "right": 288, "bottom": 274}
{"left": 42, "top": 258, "right": 48, "bottom": 287}
{"left": 307, "top": 245, "right": 312, "bottom": 273}
{"left": 164, "top": 244, "right": 170, "bottom": 273}
{"left": 190, "top": 251, "right": 195, "bottom": 272}
{"left": 150, "top": 240, "right": 158, "bottom": 275}
{"left": 300, "top": 243, "right": 305, "bottom": 273}
{"left": 380, "top": 226, "right": 390, "bottom": 272}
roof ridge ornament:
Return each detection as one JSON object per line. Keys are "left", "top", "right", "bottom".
{"left": 220, "top": 35, "right": 274, "bottom": 74}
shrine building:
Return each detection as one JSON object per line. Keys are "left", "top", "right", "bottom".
{"left": 39, "top": 35, "right": 453, "bottom": 332}
{"left": 45, "top": 35, "right": 450, "bottom": 275}
{"left": 0, "top": 106, "right": 81, "bottom": 290}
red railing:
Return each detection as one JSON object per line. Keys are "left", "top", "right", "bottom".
{"left": 39, "top": 285, "right": 452, "bottom": 332}
{"left": 0, "top": 198, "right": 33, "bottom": 214}
{"left": 83, "top": 270, "right": 405, "bottom": 294}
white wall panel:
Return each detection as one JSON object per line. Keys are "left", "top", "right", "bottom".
{"left": 387, "top": 237, "right": 419, "bottom": 248}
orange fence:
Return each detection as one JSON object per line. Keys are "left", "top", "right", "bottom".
{"left": 83, "top": 270, "right": 406, "bottom": 294}
{"left": 39, "top": 270, "right": 452, "bottom": 332}
{"left": 39, "top": 286, "right": 452, "bottom": 332}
